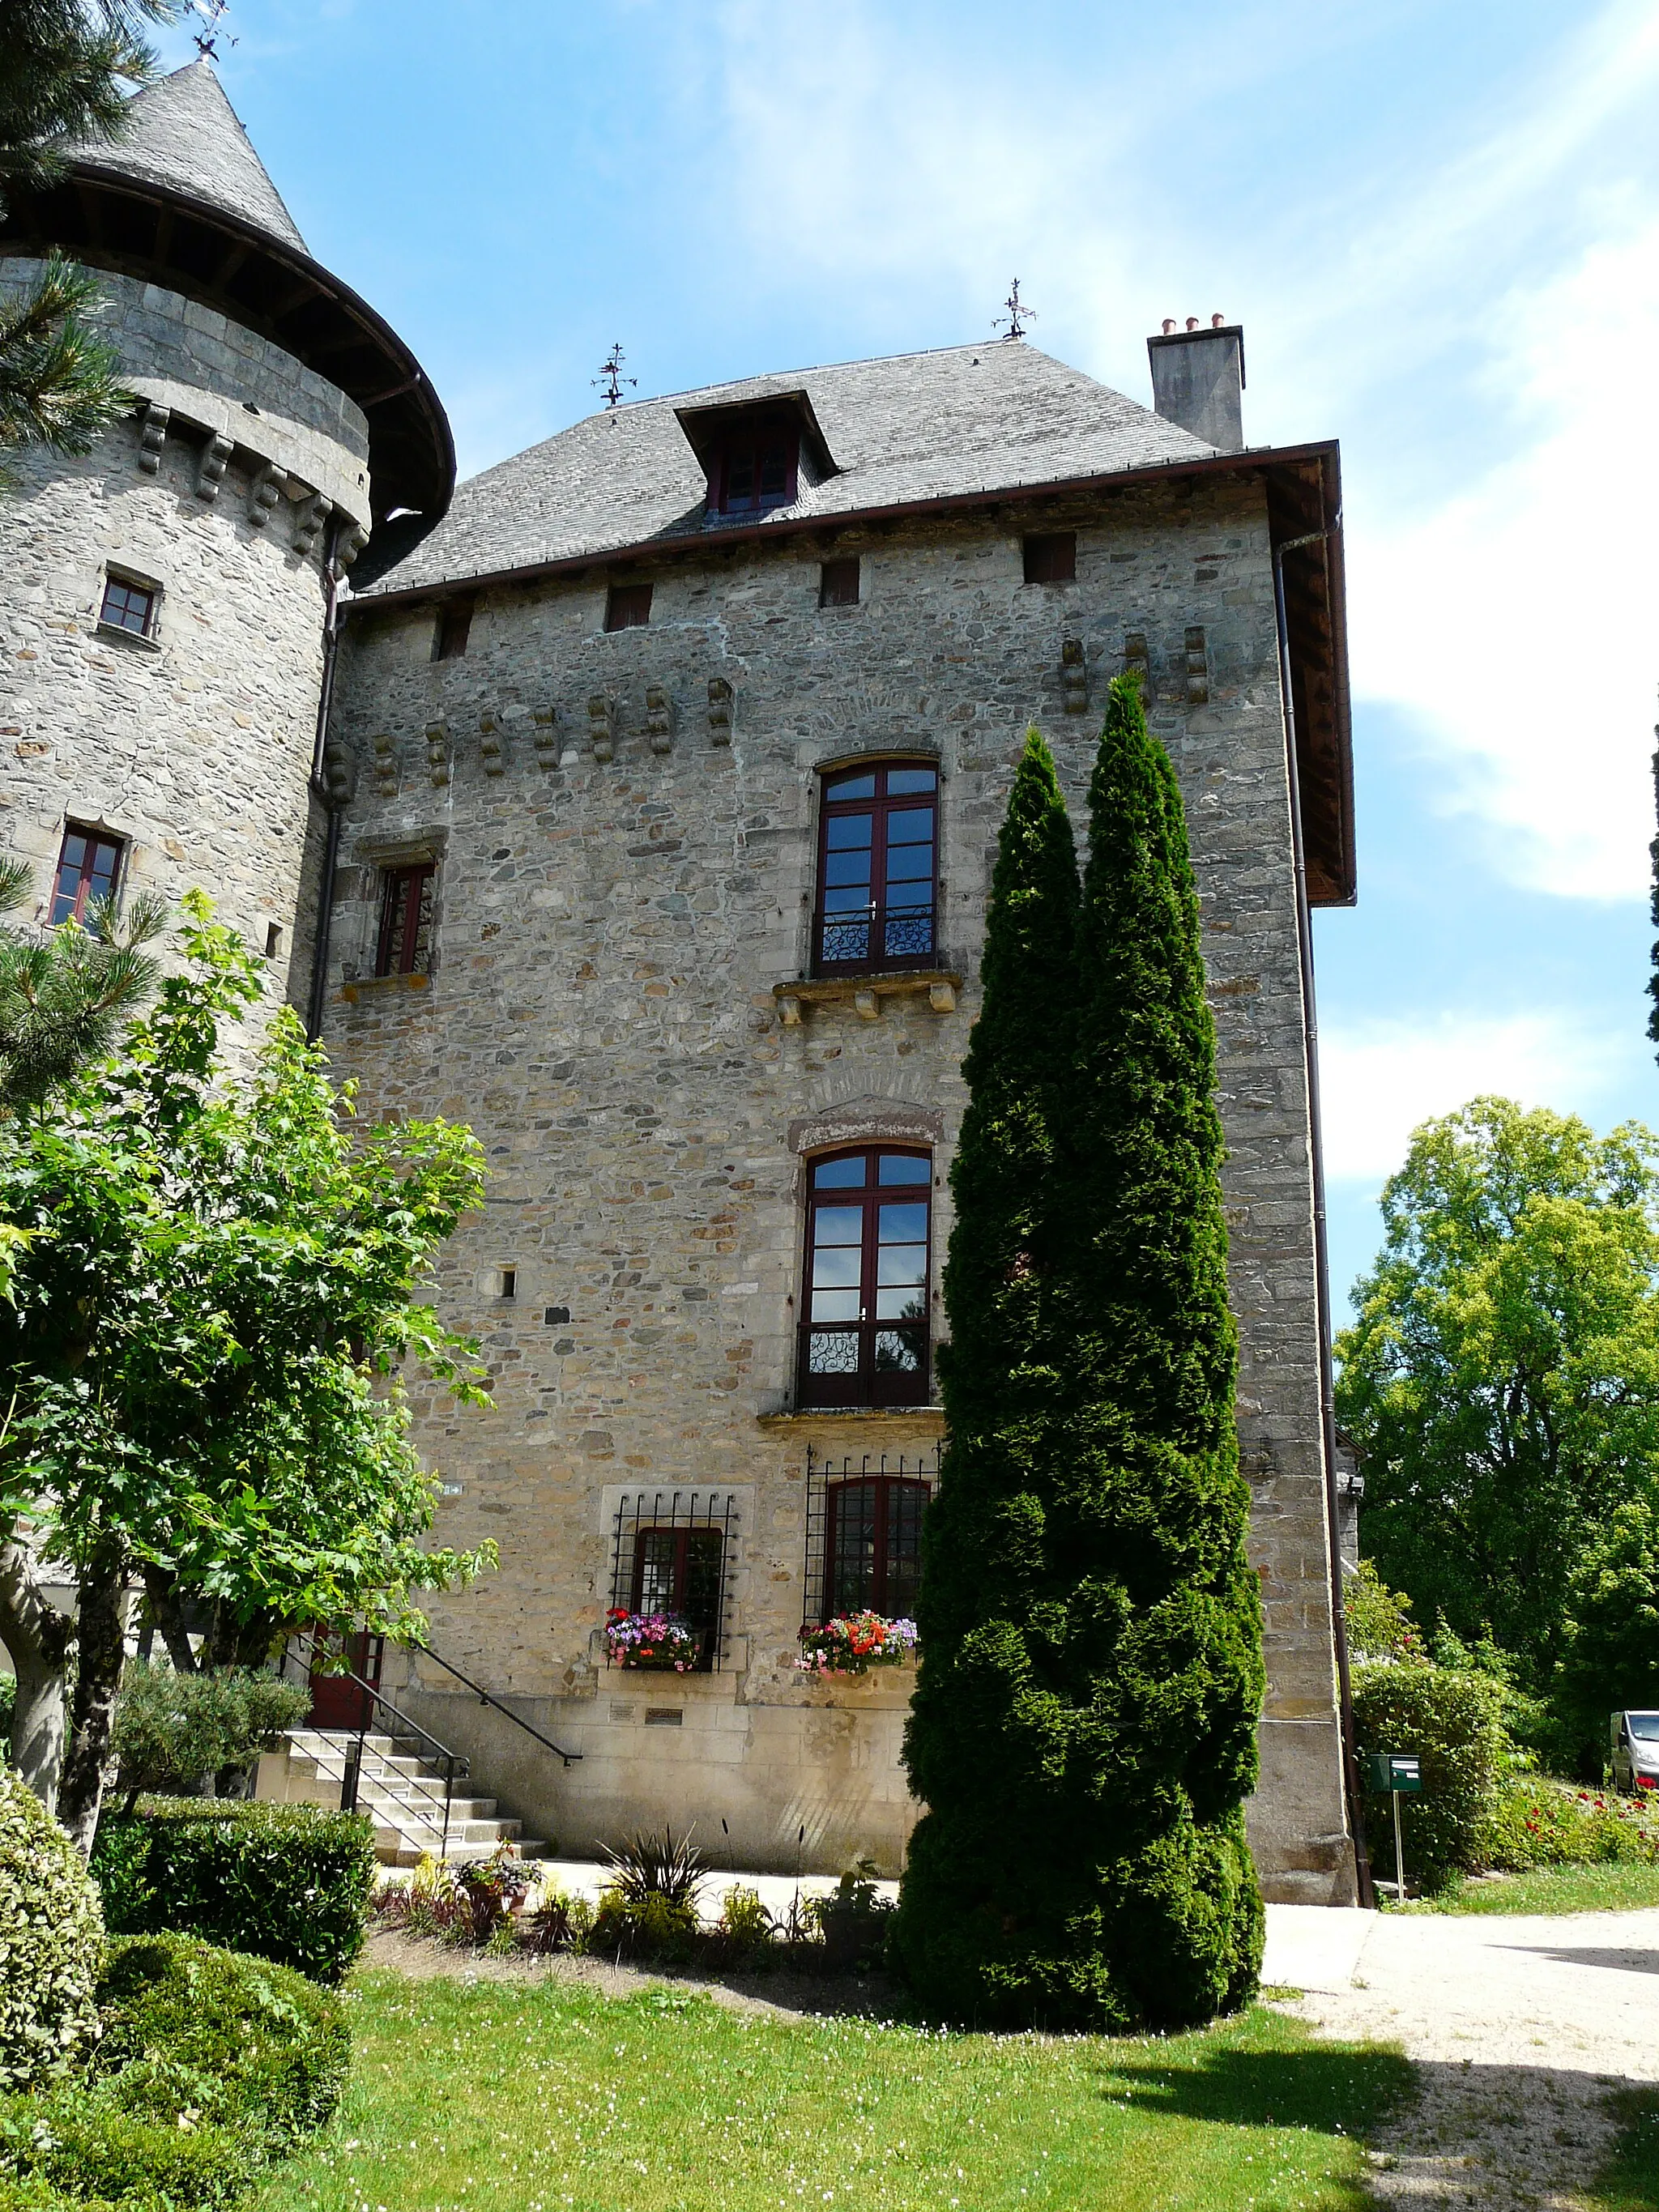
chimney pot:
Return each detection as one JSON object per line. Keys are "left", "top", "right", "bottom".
{"left": 1162, "top": 318, "right": 1176, "bottom": 335}
{"left": 1146, "top": 320, "right": 1246, "bottom": 450}
{"left": 1212, "top": 312, "right": 1226, "bottom": 328}
{"left": 1186, "top": 317, "right": 1200, "bottom": 331}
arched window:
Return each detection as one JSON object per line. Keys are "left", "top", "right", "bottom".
{"left": 799, "top": 1146, "right": 931, "bottom": 1407}
{"left": 812, "top": 760, "right": 938, "bottom": 975}
{"left": 824, "top": 1475, "right": 928, "bottom": 1621}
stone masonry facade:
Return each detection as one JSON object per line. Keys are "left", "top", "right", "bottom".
{"left": 326, "top": 471, "right": 1357, "bottom": 1903}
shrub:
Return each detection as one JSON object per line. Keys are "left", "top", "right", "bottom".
{"left": 590, "top": 1890, "right": 698, "bottom": 1963}
{"left": 1352, "top": 1660, "right": 1507, "bottom": 1888}
{"left": 1483, "top": 1778, "right": 1659, "bottom": 1871}
{"left": 0, "top": 1678, "right": 13, "bottom": 1763}
{"left": 109, "top": 1664, "right": 309, "bottom": 1803}
{"left": 715, "top": 1885, "right": 774, "bottom": 1958}
{"left": 808, "top": 1861, "right": 895, "bottom": 1969}
{"left": 0, "top": 1771, "right": 104, "bottom": 2092}
{"left": 91, "top": 1801, "right": 374, "bottom": 1985}
{"left": 600, "top": 1824, "right": 706, "bottom": 1912}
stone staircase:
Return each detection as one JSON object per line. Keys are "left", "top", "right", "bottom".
{"left": 279, "top": 1727, "right": 548, "bottom": 1866}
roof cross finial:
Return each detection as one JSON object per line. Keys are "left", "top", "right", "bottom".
{"left": 593, "top": 342, "right": 637, "bottom": 410}
{"left": 994, "top": 279, "right": 1034, "bottom": 341}
{"left": 190, "top": 0, "right": 236, "bottom": 58}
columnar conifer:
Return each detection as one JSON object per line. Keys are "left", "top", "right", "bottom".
{"left": 896, "top": 686, "right": 1265, "bottom": 2029}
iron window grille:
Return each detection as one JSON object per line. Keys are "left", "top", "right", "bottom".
{"left": 49, "top": 826, "right": 123, "bottom": 926}
{"left": 375, "top": 863, "right": 435, "bottom": 978}
{"left": 803, "top": 1450, "right": 939, "bottom": 1628}
{"left": 812, "top": 760, "right": 938, "bottom": 976}
{"left": 99, "top": 573, "right": 157, "bottom": 637}
{"left": 608, "top": 1489, "right": 740, "bottom": 1673}
{"left": 799, "top": 1145, "right": 932, "bottom": 1408}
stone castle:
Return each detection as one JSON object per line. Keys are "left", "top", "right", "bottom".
{"left": 0, "top": 62, "right": 1362, "bottom": 1903}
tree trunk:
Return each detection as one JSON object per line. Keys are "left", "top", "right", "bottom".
{"left": 141, "top": 1564, "right": 199, "bottom": 1674}
{"left": 56, "top": 1537, "right": 130, "bottom": 1854}
{"left": 0, "top": 1535, "right": 74, "bottom": 1813}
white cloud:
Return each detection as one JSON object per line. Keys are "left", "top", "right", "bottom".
{"left": 1317, "top": 1012, "right": 1631, "bottom": 1183}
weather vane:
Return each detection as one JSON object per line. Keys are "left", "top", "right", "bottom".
{"left": 593, "top": 343, "right": 637, "bottom": 410}
{"left": 190, "top": 0, "right": 236, "bottom": 58}
{"left": 994, "top": 279, "right": 1034, "bottom": 341}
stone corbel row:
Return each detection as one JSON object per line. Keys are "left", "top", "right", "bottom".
{"left": 774, "top": 973, "right": 961, "bottom": 1026}
{"left": 587, "top": 677, "right": 734, "bottom": 761}
{"left": 1117, "top": 625, "right": 1209, "bottom": 710}
{"left": 131, "top": 402, "right": 367, "bottom": 567}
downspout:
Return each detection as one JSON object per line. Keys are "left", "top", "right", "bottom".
{"left": 1272, "top": 518, "right": 1375, "bottom": 1911}
{"left": 305, "top": 521, "right": 345, "bottom": 1043}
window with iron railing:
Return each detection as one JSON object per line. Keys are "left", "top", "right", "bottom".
{"left": 607, "top": 1490, "right": 739, "bottom": 1673}
{"left": 799, "top": 1146, "right": 931, "bottom": 1407}
{"left": 812, "top": 760, "right": 938, "bottom": 977}
{"left": 803, "top": 1451, "right": 937, "bottom": 1626}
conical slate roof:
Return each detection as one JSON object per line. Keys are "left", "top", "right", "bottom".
{"left": 58, "top": 58, "right": 306, "bottom": 254}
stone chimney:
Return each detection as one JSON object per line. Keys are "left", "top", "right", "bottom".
{"left": 1147, "top": 316, "right": 1245, "bottom": 450}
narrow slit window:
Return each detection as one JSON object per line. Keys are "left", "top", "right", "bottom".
{"left": 1022, "top": 531, "right": 1077, "bottom": 584}
{"left": 100, "top": 574, "right": 157, "bottom": 637}
{"left": 604, "top": 582, "right": 653, "bottom": 632}
{"left": 49, "top": 825, "right": 124, "bottom": 926}
{"left": 433, "top": 599, "right": 473, "bottom": 660}
{"left": 375, "top": 862, "right": 436, "bottom": 978}
{"left": 820, "top": 556, "right": 860, "bottom": 607}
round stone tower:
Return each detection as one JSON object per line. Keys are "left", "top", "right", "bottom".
{"left": 0, "top": 61, "right": 453, "bottom": 1020}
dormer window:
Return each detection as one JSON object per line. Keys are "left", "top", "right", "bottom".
{"left": 711, "top": 426, "right": 798, "bottom": 515}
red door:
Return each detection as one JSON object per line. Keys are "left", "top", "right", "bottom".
{"left": 307, "top": 1631, "right": 383, "bottom": 1729}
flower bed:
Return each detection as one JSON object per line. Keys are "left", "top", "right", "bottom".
{"left": 604, "top": 1609, "right": 702, "bottom": 1671}
{"left": 796, "top": 1613, "right": 918, "bottom": 1677}
{"left": 1484, "top": 1778, "right": 1659, "bottom": 1871}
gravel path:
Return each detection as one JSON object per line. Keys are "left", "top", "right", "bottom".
{"left": 1263, "top": 1904, "right": 1659, "bottom": 2210}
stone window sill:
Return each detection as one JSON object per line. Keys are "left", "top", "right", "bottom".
{"left": 757, "top": 1404, "right": 945, "bottom": 1432}
{"left": 94, "top": 622, "right": 162, "bottom": 653}
{"left": 339, "top": 971, "right": 433, "bottom": 1004}
{"left": 774, "top": 970, "right": 962, "bottom": 1025}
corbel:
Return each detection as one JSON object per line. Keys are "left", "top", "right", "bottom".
{"left": 322, "top": 739, "right": 355, "bottom": 805}
{"left": 336, "top": 522, "right": 370, "bottom": 569}
{"left": 425, "top": 719, "right": 450, "bottom": 788}
{"left": 645, "top": 683, "right": 673, "bottom": 756}
{"left": 587, "top": 692, "right": 616, "bottom": 764}
{"left": 854, "top": 989, "right": 880, "bottom": 1022}
{"left": 195, "top": 431, "right": 233, "bottom": 501}
{"left": 136, "top": 402, "right": 169, "bottom": 475}
{"left": 1124, "top": 631, "right": 1152, "bottom": 704}
{"left": 532, "top": 704, "right": 559, "bottom": 769}
{"left": 371, "top": 733, "right": 399, "bottom": 797}
{"left": 249, "top": 463, "right": 288, "bottom": 527}
{"left": 707, "top": 676, "right": 733, "bottom": 746}
{"left": 1185, "top": 624, "right": 1209, "bottom": 705}
{"left": 1060, "top": 636, "right": 1088, "bottom": 716}
{"left": 293, "top": 492, "right": 333, "bottom": 559}
{"left": 928, "top": 980, "right": 957, "bottom": 1013}
{"left": 778, "top": 993, "right": 804, "bottom": 1027}
{"left": 479, "top": 708, "right": 505, "bottom": 778}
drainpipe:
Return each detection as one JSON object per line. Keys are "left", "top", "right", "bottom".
{"left": 1272, "top": 517, "right": 1375, "bottom": 1911}
{"left": 305, "top": 522, "right": 345, "bottom": 1043}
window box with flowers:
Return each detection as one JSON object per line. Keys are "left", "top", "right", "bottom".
{"left": 604, "top": 1609, "right": 702, "bottom": 1673}
{"left": 796, "top": 1612, "right": 918, "bottom": 1678}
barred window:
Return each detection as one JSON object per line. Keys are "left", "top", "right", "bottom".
{"left": 799, "top": 1147, "right": 931, "bottom": 1408}
{"left": 804, "top": 1451, "right": 937, "bottom": 1628}
{"left": 608, "top": 1490, "right": 738, "bottom": 1673}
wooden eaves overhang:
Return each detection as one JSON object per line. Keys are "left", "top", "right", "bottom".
{"left": 353, "top": 438, "right": 1356, "bottom": 907}
{"left": 0, "top": 166, "right": 455, "bottom": 531}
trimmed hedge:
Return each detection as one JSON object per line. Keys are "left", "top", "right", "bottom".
{"left": 0, "top": 1773, "right": 104, "bottom": 2093}
{"left": 91, "top": 1801, "right": 374, "bottom": 1985}
{"left": 0, "top": 1933, "right": 348, "bottom": 2211}
{"left": 1352, "top": 1661, "right": 1507, "bottom": 1888}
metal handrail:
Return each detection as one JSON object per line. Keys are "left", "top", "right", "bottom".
{"left": 812, "top": 900, "right": 938, "bottom": 976}
{"left": 412, "top": 1640, "right": 582, "bottom": 1767}
{"left": 287, "top": 1639, "right": 470, "bottom": 1856}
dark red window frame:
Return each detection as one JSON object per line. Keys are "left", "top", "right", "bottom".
{"left": 812, "top": 758, "right": 938, "bottom": 976}
{"left": 630, "top": 1525, "right": 723, "bottom": 1669}
{"left": 710, "top": 426, "right": 799, "bottom": 515}
{"left": 1022, "top": 531, "right": 1077, "bottom": 584}
{"left": 824, "top": 1476, "right": 929, "bottom": 1621}
{"left": 798, "top": 1145, "right": 932, "bottom": 1409}
{"left": 820, "top": 556, "right": 860, "bottom": 608}
{"left": 375, "top": 862, "right": 435, "bottom": 978}
{"left": 604, "top": 582, "right": 653, "bottom": 632}
{"left": 99, "top": 574, "right": 156, "bottom": 637}
{"left": 49, "top": 825, "right": 124, "bottom": 926}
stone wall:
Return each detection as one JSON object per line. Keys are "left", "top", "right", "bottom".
{"left": 321, "top": 471, "right": 1355, "bottom": 1899}
{"left": 0, "top": 262, "right": 354, "bottom": 1028}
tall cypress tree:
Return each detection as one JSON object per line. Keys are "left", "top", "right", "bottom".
{"left": 896, "top": 685, "right": 1264, "bottom": 2030}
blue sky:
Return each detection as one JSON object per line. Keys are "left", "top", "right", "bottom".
{"left": 165, "top": 0, "right": 1659, "bottom": 1318}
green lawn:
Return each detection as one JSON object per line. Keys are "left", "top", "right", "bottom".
{"left": 254, "top": 1970, "right": 1409, "bottom": 2212}
{"left": 1399, "top": 1863, "right": 1659, "bottom": 1916}
{"left": 1591, "top": 2088, "right": 1659, "bottom": 2211}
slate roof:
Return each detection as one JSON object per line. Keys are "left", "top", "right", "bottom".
{"left": 57, "top": 59, "right": 307, "bottom": 255}
{"left": 360, "top": 342, "right": 1221, "bottom": 599}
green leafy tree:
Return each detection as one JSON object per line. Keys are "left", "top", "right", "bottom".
{"left": 1336, "top": 1099, "right": 1659, "bottom": 1708}
{"left": 1554, "top": 1498, "right": 1659, "bottom": 1769}
{"left": 1, "top": 2, "right": 177, "bottom": 481}
{"left": 898, "top": 684, "right": 1264, "bottom": 2031}
{"left": 0, "top": 897, "right": 494, "bottom": 1849}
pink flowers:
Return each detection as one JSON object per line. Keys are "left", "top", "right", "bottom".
{"left": 604, "top": 1609, "right": 701, "bottom": 1672}
{"left": 796, "top": 1613, "right": 919, "bottom": 1678}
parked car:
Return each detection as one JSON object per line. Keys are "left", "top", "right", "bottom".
{"left": 1610, "top": 1711, "right": 1659, "bottom": 1792}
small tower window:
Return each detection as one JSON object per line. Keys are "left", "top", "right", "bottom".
{"left": 49, "top": 825, "right": 124, "bottom": 926}
{"left": 433, "top": 599, "right": 473, "bottom": 660}
{"left": 1022, "top": 531, "right": 1077, "bottom": 585}
{"left": 375, "top": 862, "right": 436, "bottom": 978}
{"left": 604, "top": 582, "right": 653, "bottom": 632}
{"left": 99, "top": 574, "right": 158, "bottom": 638}
{"left": 820, "top": 557, "right": 860, "bottom": 608}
